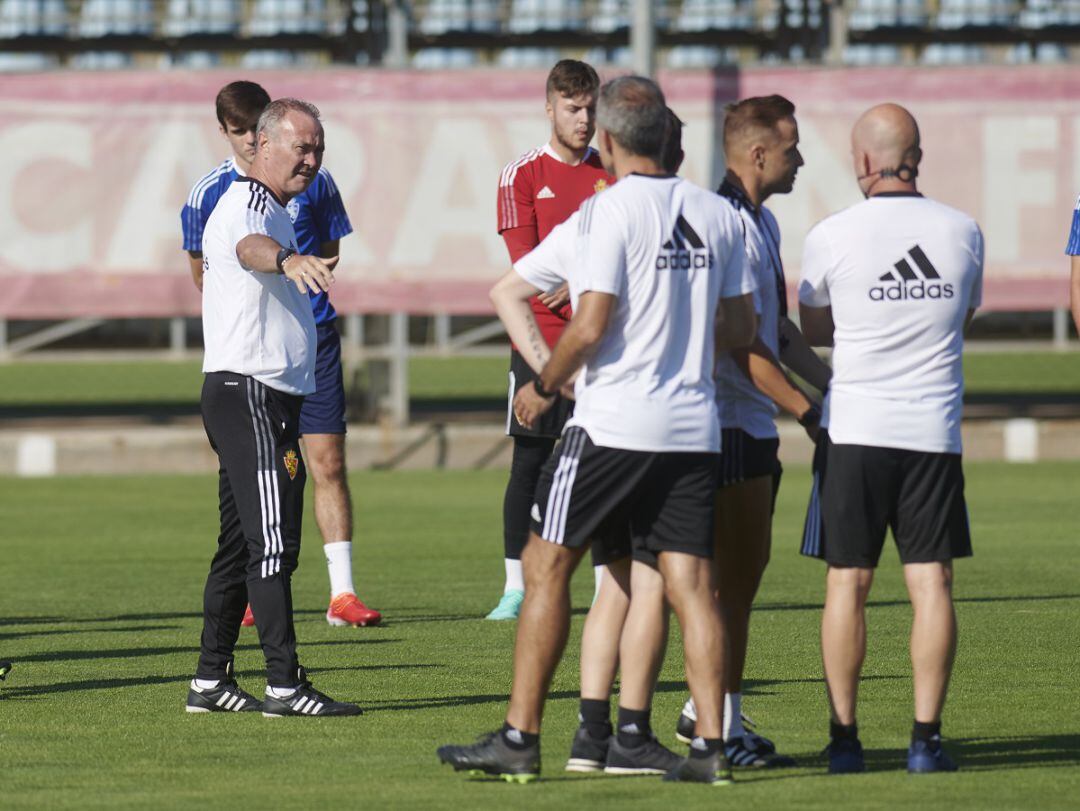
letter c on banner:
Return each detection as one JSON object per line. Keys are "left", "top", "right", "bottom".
{"left": 0, "top": 121, "right": 92, "bottom": 271}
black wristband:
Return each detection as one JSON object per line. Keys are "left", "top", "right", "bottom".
{"left": 798, "top": 404, "right": 822, "bottom": 428}
{"left": 276, "top": 247, "right": 297, "bottom": 273}
{"left": 533, "top": 379, "right": 556, "bottom": 399}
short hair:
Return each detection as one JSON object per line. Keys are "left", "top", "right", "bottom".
{"left": 256, "top": 98, "right": 322, "bottom": 141}
{"left": 723, "top": 95, "right": 796, "bottom": 150}
{"left": 661, "top": 107, "right": 684, "bottom": 173}
{"left": 596, "top": 76, "right": 668, "bottom": 160}
{"left": 546, "top": 59, "right": 600, "bottom": 100}
{"left": 215, "top": 81, "right": 271, "bottom": 129}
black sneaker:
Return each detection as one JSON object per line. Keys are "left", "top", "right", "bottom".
{"left": 825, "top": 736, "right": 865, "bottom": 774}
{"left": 566, "top": 724, "right": 611, "bottom": 773}
{"left": 185, "top": 661, "right": 261, "bottom": 714}
{"left": 437, "top": 730, "right": 540, "bottom": 784}
{"left": 604, "top": 734, "right": 683, "bottom": 775}
{"left": 664, "top": 751, "right": 734, "bottom": 785}
{"left": 725, "top": 735, "right": 796, "bottom": 768}
{"left": 261, "top": 666, "right": 362, "bottom": 717}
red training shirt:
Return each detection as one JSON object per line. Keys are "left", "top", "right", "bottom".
{"left": 497, "top": 144, "right": 614, "bottom": 347}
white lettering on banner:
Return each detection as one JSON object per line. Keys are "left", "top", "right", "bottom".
{"left": 320, "top": 121, "right": 374, "bottom": 265}
{"left": 769, "top": 118, "right": 862, "bottom": 266}
{"left": 0, "top": 122, "right": 92, "bottom": 271}
{"left": 106, "top": 121, "right": 216, "bottom": 270}
{"left": 389, "top": 119, "right": 505, "bottom": 268}
{"left": 984, "top": 116, "right": 1057, "bottom": 263}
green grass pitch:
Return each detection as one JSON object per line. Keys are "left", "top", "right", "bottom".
{"left": 2, "top": 464, "right": 1079, "bottom": 808}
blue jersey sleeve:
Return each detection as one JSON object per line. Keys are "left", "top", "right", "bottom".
{"left": 181, "top": 169, "right": 231, "bottom": 252}
{"left": 1066, "top": 200, "right": 1080, "bottom": 256}
{"left": 309, "top": 168, "right": 353, "bottom": 244}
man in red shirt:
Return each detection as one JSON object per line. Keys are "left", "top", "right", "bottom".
{"left": 488, "top": 60, "right": 614, "bottom": 623}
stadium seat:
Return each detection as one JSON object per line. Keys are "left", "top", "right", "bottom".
{"left": 0, "top": 0, "right": 66, "bottom": 37}
{"left": 507, "top": 0, "right": 582, "bottom": 33}
{"left": 413, "top": 47, "right": 478, "bottom": 68}
{"left": 246, "top": 0, "right": 326, "bottom": 35}
{"left": 936, "top": 0, "right": 1014, "bottom": 28}
{"left": 848, "top": 0, "right": 927, "bottom": 30}
{"left": 843, "top": 43, "right": 903, "bottom": 65}
{"left": 667, "top": 45, "right": 727, "bottom": 68}
{"left": 1020, "top": 0, "right": 1080, "bottom": 27}
{"left": 921, "top": 42, "right": 986, "bottom": 63}
{"left": 674, "top": 0, "right": 754, "bottom": 31}
{"left": 77, "top": 0, "right": 154, "bottom": 37}
{"left": 588, "top": 0, "right": 626, "bottom": 33}
{"left": 496, "top": 46, "right": 561, "bottom": 67}
{"left": 163, "top": 0, "right": 240, "bottom": 36}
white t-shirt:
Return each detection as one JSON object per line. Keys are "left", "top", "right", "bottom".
{"left": 714, "top": 182, "right": 785, "bottom": 439}
{"left": 516, "top": 173, "right": 755, "bottom": 453}
{"left": 201, "top": 177, "right": 317, "bottom": 396}
{"left": 798, "top": 193, "right": 983, "bottom": 454}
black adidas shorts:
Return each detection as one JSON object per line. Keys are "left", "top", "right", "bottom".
{"left": 801, "top": 432, "right": 972, "bottom": 568}
{"left": 719, "top": 428, "right": 781, "bottom": 488}
{"left": 507, "top": 350, "right": 574, "bottom": 439}
{"left": 530, "top": 426, "right": 718, "bottom": 566}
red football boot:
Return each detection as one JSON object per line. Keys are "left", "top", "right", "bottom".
{"left": 326, "top": 593, "right": 382, "bottom": 627}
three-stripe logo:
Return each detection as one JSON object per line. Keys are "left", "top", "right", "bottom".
{"left": 657, "top": 215, "right": 712, "bottom": 270}
{"left": 869, "top": 244, "right": 954, "bottom": 301}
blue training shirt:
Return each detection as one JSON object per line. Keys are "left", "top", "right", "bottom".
{"left": 181, "top": 158, "right": 353, "bottom": 325}
{"left": 1066, "top": 194, "right": 1080, "bottom": 256}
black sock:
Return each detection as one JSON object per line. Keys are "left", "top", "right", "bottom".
{"left": 579, "top": 698, "right": 612, "bottom": 739}
{"left": 501, "top": 722, "right": 539, "bottom": 751}
{"left": 912, "top": 720, "right": 941, "bottom": 746}
{"left": 689, "top": 737, "right": 724, "bottom": 759}
{"left": 616, "top": 706, "right": 652, "bottom": 748}
{"left": 830, "top": 721, "right": 858, "bottom": 741}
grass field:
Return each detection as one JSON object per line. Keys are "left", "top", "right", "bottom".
{"left": 2, "top": 464, "right": 1078, "bottom": 809}
{"left": 1, "top": 351, "right": 1079, "bottom": 409}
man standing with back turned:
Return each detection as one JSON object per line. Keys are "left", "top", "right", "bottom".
{"left": 185, "top": 99, "right": 360, "bottom": 718}
{"left": 182, "top": 81, "right": 380, "bottom": 629}
{"left": 799, "top": 104, "right": 983, "bottom": 773}
{"left": 438, "top": 76, "right": 757, "bottom": 785}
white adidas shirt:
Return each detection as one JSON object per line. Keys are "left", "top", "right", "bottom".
{"left": 201, "top": 178, "right": 317, "bottom": 396}
{"left": 713, "top": 183, "right": 785, "bottom": 439}
{"left": 798, "top": 193, "right": 983, "bottom": 454}
{"left": 516, "top": 173, "right": 755, "bottom": 453}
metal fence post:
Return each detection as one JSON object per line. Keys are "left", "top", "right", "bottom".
{"left": 169, "top": 317, "right": 186, "bottom": 357}
{"left": 389, "top": 311, "right": 409, "bottom": 426}
{"left": 1052, "top": 307, "right": 1069, "bottom": 350}
{"left": 630, "top": 0, "right": 655, "bottom": 77}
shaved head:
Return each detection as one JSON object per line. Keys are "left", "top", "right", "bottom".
{"left": 851, "top": 103, "right": 922, "bottom": 196}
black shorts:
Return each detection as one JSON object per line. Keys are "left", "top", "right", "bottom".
{"left": 507, "top": 350, "right": 574, "bottom": 439}
{"left": 530, "top": 426, "right": 718, "bottom": 566}
{"left": 801, "top": 432, "right": 972, "bottom": 568}
{"left": 719, "top": 428, "right": 781, "bottom": 488}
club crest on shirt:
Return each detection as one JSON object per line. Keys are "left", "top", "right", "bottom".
{"left": 284, "top": 450, "right": 299, "bottom": 480}
{"left": 286, "top": 198, "right": 300, "bottom": 223}
{"left": 594, "top": 179, "right": 608, "bottom": 194}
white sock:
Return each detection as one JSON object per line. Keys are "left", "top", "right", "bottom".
{"left": 266, "top": 685, "right": 296, "bottom": 698}
{"left": 724, "top": 692, "right": 745, "bottom": 741}
{"left": 682, "top": 697, "right": 696, "bottom": 720}
{"left": 324, "top": 541, "right": 355, "bottom": 598}
{"left": 193, "top": 678, "right": 220, "bottom": 690}
{"left": 504, "top": 558, "right": 524, "bottom": 593}
{"left": 593, "top": 565, "right": 604, "bottom": 601}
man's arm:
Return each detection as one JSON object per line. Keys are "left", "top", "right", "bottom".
{"left": 778, "top": 315, "right": 832, "bottom": 392}
{"left": 236, "top": 234, "right": 338, "bottom": 294}
{"left": 716, "top": 293, "right": 757, "bottom": 351}
{"left": 187, "top": 251, "right": 204, "bottom": 292}
{"left": 490, "top": 270, "right": 549, "bottom": 374}
{"left": 513, "top": 291, "right": 615, "bottom": 429}
{"left": 732, "top": 336, "right": 819, "bottom": 425}
{"left": 799, "top": 303, "right": 835, "bottom": 347}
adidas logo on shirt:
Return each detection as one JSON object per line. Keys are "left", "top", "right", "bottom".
{"left": 537, "top": 186, "right": 556, "bottom": 199}
{"left": 869, "top": 245, "right": 955, "bottom": 301}
{"left": 657, "top": 215, "right": 713, "bottom": 271}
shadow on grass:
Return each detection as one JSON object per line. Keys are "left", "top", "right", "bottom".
{"left": 756, "top": 593, "right": 1080, "bottom": 613}
{"left": 0, "top": 625, "right": 180, "bottom": 641}
{"left": 0, "top": 608, "right": 333, "bottom": 626}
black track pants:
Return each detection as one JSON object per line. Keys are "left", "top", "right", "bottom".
{"left": 196, "top": 372, "right": 306, "bottom": 687}
{"left": 502, "top": 435, "right": 557, "bottom": 560}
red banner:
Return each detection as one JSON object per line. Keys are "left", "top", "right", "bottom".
{"left": 0, "top": 66, "right": 1075, "bottom": 317}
